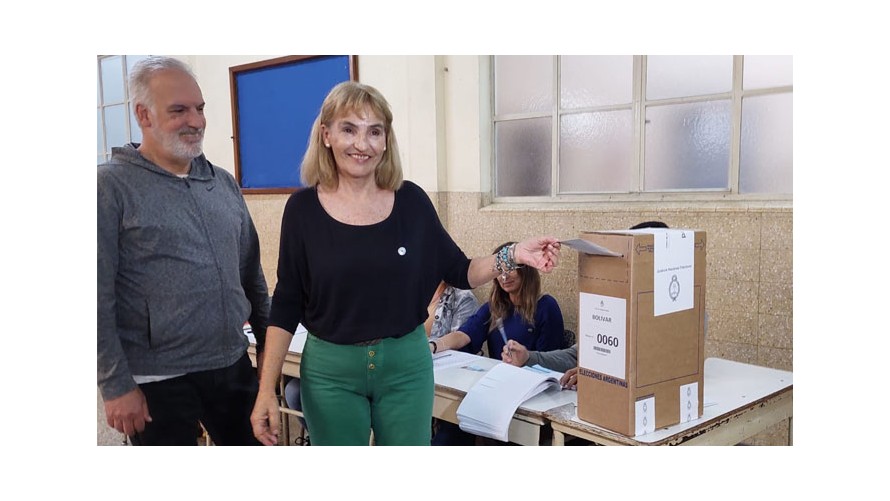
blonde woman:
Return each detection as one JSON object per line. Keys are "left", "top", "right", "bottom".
{"left": 250, "top": 82, "right": 560, "bottom": 446}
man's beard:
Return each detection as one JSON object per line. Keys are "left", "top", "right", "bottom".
{"left": 158, "top": 127, "right": 204, "bottom": 161}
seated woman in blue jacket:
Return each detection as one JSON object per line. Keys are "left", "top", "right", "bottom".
{"left": 430, "top": 241, "right": 565, "bottom": 359}
{"left": 429, "top": 242, "right": 564, "bottom": 445}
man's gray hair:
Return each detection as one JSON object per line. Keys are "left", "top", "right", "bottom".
{"left": 128, "top": 56, "right": 196, "bottom": 110}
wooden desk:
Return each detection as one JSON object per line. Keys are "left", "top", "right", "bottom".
{"left": 247, "top": 344, "right": 302, "bottom": 378}
{"left": 545, "top": 357, "right": 793, "bottom": 446}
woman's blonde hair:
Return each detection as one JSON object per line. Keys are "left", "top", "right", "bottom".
{"left": 488, "top": 242, "right": 541, "bottom": 331}
{"left": 300, "top": 81, "right": 403, "bottom": 191}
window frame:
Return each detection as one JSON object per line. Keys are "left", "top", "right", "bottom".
{"left": 490, "top": 55, "right": 792, "bottom": 204}
{"left": 97, "top": 55, "right": 144, "bottom": 164}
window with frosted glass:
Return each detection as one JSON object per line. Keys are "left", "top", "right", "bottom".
{"left": 644, "top": 100, "right": 731, "bottom": 191}
{"left": 492, "top": 55, "right": 792, "bottom": 199}
{"left": 101, "top": 57, "right": 125, "bottom": 105}
{"left": 104, "top": 105, "right": 128, "bottom": 152}
{"left": 647, "top": 56, "right": 732, "bottom": 99}
{"left": 494, "top": 56, "right": 552, "bottom": 115}
{"left": 560, "top": 55, "right": 632, "bottom": 109}
{"left": 560, "top": 110, "right": 633, "bottom": 193}
{"left": 558, "top": 56, "right": 634, "bottom": 193}
{"left": 97, "top": 55, "right": 148, "bottom": 164}
{"left": 740, "top": 93, "right": 792, "bottom": 194}
{"left": 743, "top": 55, "right": 792, "bottom": 89}
{"left": 495, "top": 118, "right": 551, "bottom": 196}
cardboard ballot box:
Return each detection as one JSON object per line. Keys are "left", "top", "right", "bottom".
{"left": 573, "top": 229, "right": 706, "bottom": 436}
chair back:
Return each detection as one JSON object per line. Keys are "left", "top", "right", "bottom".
{"left": 562, "top": 329, "right": 576, "bottom": 349}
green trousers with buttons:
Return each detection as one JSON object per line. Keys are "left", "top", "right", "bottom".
{"left": 300, "top": 324, "right": 434, "bottom": 445}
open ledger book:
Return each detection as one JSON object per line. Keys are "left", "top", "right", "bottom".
{"left": 456, "top": 363, "right": 562, "bottom": 442}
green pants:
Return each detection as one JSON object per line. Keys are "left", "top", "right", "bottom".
{"left": 300, "top": 325, "right": 434, "bottom": 445}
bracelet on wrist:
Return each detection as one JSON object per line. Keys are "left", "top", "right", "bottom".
{"left": 429, "top": 340, "right": 438, "bottom": 354}
{"left": 493, "top": 243, "right": 519, "bottom": 280}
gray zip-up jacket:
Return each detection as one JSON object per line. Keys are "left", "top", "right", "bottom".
{"left": 97, "top": 144, "right": 269, "bottom": 401}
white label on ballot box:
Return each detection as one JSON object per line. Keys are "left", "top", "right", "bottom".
{"left": 679, "top": 382, "right": 699, "bottom": 424}
{"left": 621, "top": 228, "right": 695, "bottom": 316}
{"left": 652, "top": 229, "right": 694, "bottom": 316}
{"left": 578, "top": 292, "right": 626, "bottom": 380}
{"left": 635, "top": 396, "right": 656, "bottom": 436}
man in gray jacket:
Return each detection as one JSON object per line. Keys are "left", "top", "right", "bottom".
{"left": 98, "top": 56, "right": 269, "bottom": 445}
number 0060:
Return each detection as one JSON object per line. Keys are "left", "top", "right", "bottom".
{"left": 596, "top": 334, "right": 619, "bottom": 347}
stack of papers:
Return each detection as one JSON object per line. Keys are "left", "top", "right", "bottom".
{"left": 456, "top": 363, "right": 562, "bottom": 442}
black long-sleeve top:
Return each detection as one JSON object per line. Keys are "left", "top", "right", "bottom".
{"left": 269, "top": 181, "right": 472, "bottom": 344}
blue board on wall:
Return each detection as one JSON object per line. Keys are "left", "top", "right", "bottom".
{"left": 230, "top": 55, "right": 356, "bottom": 193}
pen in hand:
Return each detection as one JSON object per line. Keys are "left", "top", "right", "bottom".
{"left": 502, "top": 339, "right": 530, "bottom": 367}
{"left": 497, "top": 319, "right": 508, "bottom": 352}
{"left": 502, "top": 340, "right": 513, "bottom": 363}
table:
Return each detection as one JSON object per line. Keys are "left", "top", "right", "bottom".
{"left": 246, "top": 333, "right": 305, "bottom": 379}
{"left": 545, "top": 357, "right": 793, "bottom": 446}
{"left": 245, "top": 328, "right": 792, "bottom": 446}
{"left": 431, "top": 351, "right": 574, "bottom": 446}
